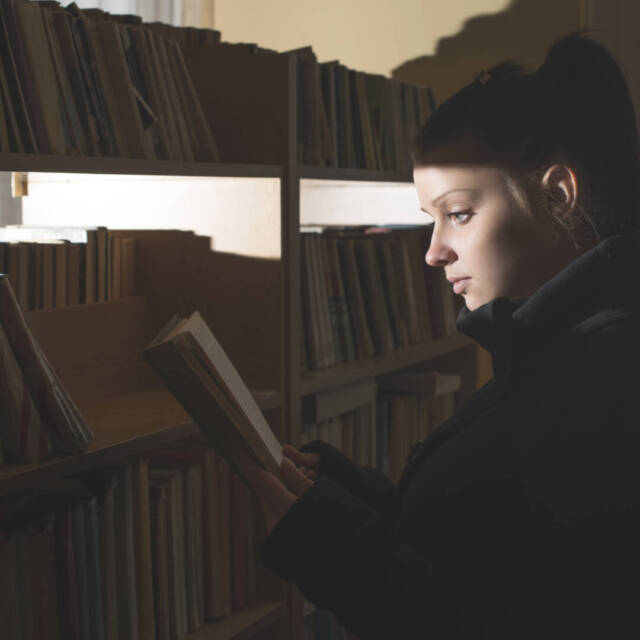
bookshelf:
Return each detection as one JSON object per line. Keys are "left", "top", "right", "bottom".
{"left": 0, "top": 5, "right": 480, "bottom": 640}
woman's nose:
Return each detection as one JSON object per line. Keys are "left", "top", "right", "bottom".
{"left": 425, "top": 235, "right": 457, "bottom": 267}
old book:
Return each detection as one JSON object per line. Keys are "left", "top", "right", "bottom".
{"left": 30, "top": 513, "right": 61, "bottom": 640}
{"left": 202, "top": 447, "right": 231, "bottom": 619}
{"left": 115, "top": 463, "right": 140, "bottom": 640}
{"left": 144, "top": 311, "right": 283, "bottom": 478}
{"left": 132, "top": 458, "right": 155, "bottom": 640}
{"left": 49, "top": 6, "right": 101, "bottom": 155}
{"left": 54, "top": 241, "right": 68, "bottom": 309}
{"left": 335, "top": 236, "right": 375, "bottom": 360}
{"left": 0, "top": 274, "right": 93, "bottom": 453}
{"left": 149, "top": 481, "right": 171, "bottom": 640}
{"left": 0, "top": 0, "right": 36, "bottom": 152}
{"left": 55, "top": 506, "right": 81, "bottom": 639}
{"left": 149, "top": 452, "right": 204, "bottom": 633}
{"left": 100, "top": 474, "right": 119, "bottom": 640}
{"left": 41, "top": 6, "right": 87, "bottom": 155}
{"left": 229, "top": 469, "right": 249, "bottom": 612}
{"left": 67, "top": 242, "right": 82, "bottom": 306}
{"left": 0, "top": 319, "right": 52, "bottom": 463}
{"left": 149, "top": 468, "right": 188, "bottom": 640}
{"left": 301, "top": 232, "right": 324, "bottom": 370}
{"left": 84, "top": 496, "right": 105, "bottom": 640}
{"left": 353, "top": 237, "right": 395, "bottom": 355}
{"left": 9, "top": 0, "right": 66, "bottom": 153}
{"left": 120, "top": 237, "right": 136, "bottom": 297}
{"left": 320, "top": 235, "right": 356, "bottom": 363}
{"left": 110, "top": 235, "right": 122, "bottom": 300}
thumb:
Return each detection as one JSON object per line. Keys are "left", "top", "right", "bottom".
{"left": 281, "top": 457, "right": 314, "bottom": 497}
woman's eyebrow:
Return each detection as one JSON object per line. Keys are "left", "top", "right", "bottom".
{"left": 432, "top": 188, "right": 478, "bottom": 207}
{"left": 420, "top": 188, "right": 479, "bottom": 215}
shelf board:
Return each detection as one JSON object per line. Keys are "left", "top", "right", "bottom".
{"left": 187, "top": 601, "right": 284, "bottom": 640}
{"left": 0, "top": 386, "right": 281, "bottom": 497}
{"left": 301, "top": 334, "right": 474, "bottom": 396}
{"left": 0, "top": 152, "right": 282, "bottom": 178}
{"left": 298, "top": 165, "right": 413, "bottom": 183}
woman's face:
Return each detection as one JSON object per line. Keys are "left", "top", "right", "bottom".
{"left": 414, "top": 164, "right": 576, "bottom": 311}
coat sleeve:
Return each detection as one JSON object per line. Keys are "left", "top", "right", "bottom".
{"left": 299, "top": 439, "right": 397, "bottom": 523}
{"left": 260, "top": 477, "right": 569, "bottom": 640}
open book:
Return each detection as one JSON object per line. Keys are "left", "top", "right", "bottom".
{"left": 144, "top": 311, "right": 283, "bottom": 477}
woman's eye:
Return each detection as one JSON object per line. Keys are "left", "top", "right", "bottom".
{"left": 447, "top": 210, "right": 473, "bottom": 224}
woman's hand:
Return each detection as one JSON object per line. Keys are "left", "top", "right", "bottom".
{"left": 282, "top": 443, "right": 320, "bottom": 481}
{"left": 234, "top": 448, "right": 315, "bottom": 535}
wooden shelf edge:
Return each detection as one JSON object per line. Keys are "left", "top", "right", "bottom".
{"left": 300, "top": 334, "right": 474, "bottom": 395}
{"left": 0, "top": 387, "right": 281, "bottom": 497}
{"left": 0, "top": 152, "right": 282, "bottom": 178}
{"left": 0, "top": 416, "right": 199, "bottom": 498}
{"left": 298, "top": 165, "right": 413, "bottom": 183}
{"left": 186, "top": 601, "right": 284, "bottom": 640}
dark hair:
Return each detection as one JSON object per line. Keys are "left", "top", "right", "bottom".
{"left": 412, "top": 31, "right": 640, "bottom": 242}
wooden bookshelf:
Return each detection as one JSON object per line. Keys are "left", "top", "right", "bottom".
{"left": 300, "top": 335, "right": 474, "bottom": 396}
{"left": 0, "top": 7, "right": 478, "bottom": 639}
{"left": 0, "top": 153, "right": 282, "bottom": 178}
{"left": 186, "top": 601, "right": 284, "bottom": 640}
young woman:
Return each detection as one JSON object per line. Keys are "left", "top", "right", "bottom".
{"left": 238, "top": 32, "right": 640, "bottom": 638}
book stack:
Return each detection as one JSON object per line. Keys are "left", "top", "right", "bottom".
{"left": 0, "top": 444, "right": 259, "bottom": 639}
{"left": 291, "top": 47, "right": 435, "bottom": 172}
{"left": 0, "top": 225, "right": 137, "bottom": 311}
{"left": 301, "top": 224, "right": 458, "bottom": 371}
{"left": 0, "top": 0, "right": 219, "bottom": 160}
{"left": 0, "top": 274, "right": 93, "bottom": 464}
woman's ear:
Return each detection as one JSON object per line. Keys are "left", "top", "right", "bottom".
{"left": 540, "top": 164, "right": 578, "bottom": 222}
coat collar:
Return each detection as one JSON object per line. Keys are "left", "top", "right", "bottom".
{"left": 456, "top": 234, "right": 639, "bottom": 378}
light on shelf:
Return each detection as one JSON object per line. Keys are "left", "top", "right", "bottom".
{"left": 21, "top": 173, "right": 282, "bottom": 259}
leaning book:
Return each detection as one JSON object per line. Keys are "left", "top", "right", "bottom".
{"left": 143, "top": 311, "right": 283, "bottom": 478}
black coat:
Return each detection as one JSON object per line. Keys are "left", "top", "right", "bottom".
{"left": 261, "top": 234, "right": 640, "bottom": 639}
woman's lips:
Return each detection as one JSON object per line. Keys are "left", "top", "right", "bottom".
{"left": 452, "top": 278, "right": 470, "bottom": 294}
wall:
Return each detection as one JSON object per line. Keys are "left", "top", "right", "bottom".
{"left": 214, "top": 0, "right": 511, "bottom": 77}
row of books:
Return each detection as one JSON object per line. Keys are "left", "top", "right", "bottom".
{"left": 294, "top": 47, "right": 435, "bottom": 172}
{"left": 301, "top": 225, "right": 459, "bottom": 371}
{"left": 0, "top": 0, "right": 219, "bottom": 160}
{"left": 0, "top": 225, "right": 137, "bottom": 312}
{"left": 0, "top": 274, "right": 93, "bottom": 462}
{"left": 0, "top": 444, "right": 261, "bottom": 640}
{"left": 300, "top": 371, "right": 459, "bottom": 483}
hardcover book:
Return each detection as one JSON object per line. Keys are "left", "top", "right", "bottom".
{"left": 144, "top": 311, "right": 283, "bottom": 478}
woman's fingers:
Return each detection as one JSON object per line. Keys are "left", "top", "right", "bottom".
{"left": 281, "top": 457, "right": 314, "bottom": 497}
{"left": 282, "top": 443, "right": 321, "bottom": 470}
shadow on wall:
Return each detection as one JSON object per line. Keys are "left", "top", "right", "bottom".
{"left": 393, "top": 0, "right": 582, "bottom": 105}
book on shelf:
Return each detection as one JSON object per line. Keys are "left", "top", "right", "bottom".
{"left": 0, "top": 442, "right": 260, "bottom": 639}
{"left": 0, "top": 274, "right": 93, "bottom": 460}
{"left": 0, "top": 225, "right": 137, "bottom": 310}
{"left": 144, "top": 310, "right": 284, "bottom": 478}
{"left": 300, "top": 224, "right": 455, "bottom": 372}
{"left": 0, "top": 0, "right": 219, "bottom": 160}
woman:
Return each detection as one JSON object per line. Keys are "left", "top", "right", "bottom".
{"left": 239, "top": 32, "right": 640, "bottom": 638}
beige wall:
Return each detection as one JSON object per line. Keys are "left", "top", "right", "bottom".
{"left": 214, "top": 0, "right": 511, "bottom": 76}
